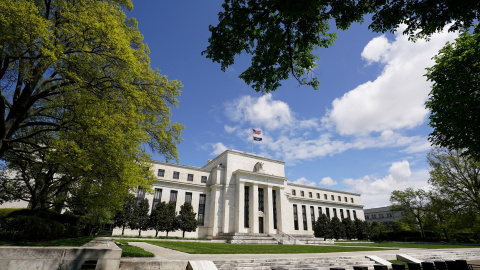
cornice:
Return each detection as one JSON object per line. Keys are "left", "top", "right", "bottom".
{"left": 233, "top": 169, "right": 287, "bottom": 183}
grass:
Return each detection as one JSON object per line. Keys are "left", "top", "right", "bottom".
{"left": 0, "top": 236, "right": 96, "bottom": 247}
{"left": 113, "top": 235, "right": 211, "bottom": 241}
{"left": 334, "top": 242, "right": 480, "bottom": 249}
{"left": 124, "top": 240, "right": 395, "bottom": 254}
{"left": 119, "top": 244, "right": 155, "bottom": 257}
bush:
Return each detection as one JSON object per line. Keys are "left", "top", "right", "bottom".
{"left": 3, "top": 215, "right": 65, "bottom": 241}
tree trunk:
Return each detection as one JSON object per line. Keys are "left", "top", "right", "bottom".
{"left": 122, "top": 224, "right": 125, "bottom": 235}
{"left": 183, "top": 230, "right": 185, "bottom": 238}
{"left": 138, "top": 229, "right": 141, "bottom": 237}
{"left": 155, "top": 230, "right": 158, "bottom": 237}
{"left": 166, "top": 230, "right": 169, "bottom": 239}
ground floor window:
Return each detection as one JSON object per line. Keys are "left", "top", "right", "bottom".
{"left": 293, "top": 204, "right": 299, "bottom": 230}
{"left": 310, "top": 206, "right": 315, "bottom": 229}
{"left": 198, "top": 194, "right": 206, "bottom": 226}
{"left": 244, "top": 186, "right": 250, "bottom": 228}
{"left": 302, "top": 205, "right": 307, "bottom": 230}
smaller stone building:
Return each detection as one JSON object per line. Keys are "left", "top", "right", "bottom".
{"left": 364, "top": 206, "right": 403, "bottom": 223}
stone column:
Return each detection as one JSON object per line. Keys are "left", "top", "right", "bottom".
{"left": 208, "top": 185, "right": 221, "bottom": 237}
{"left": 249, "top": 183, "right": 259, "bottom": 233}
{"left": 235, "top": 180, "right": 244, "bottom": 233}
{"left": 264, "top": 185, "right": 274, "bottom": 234}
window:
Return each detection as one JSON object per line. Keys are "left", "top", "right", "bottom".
{"left": 300, "top": 191, "right": 304, "bottom": 197}
{"left": 293, "top": 205, "right": 299, "bottom": 230}
{"left": 185, "top": 192, "right": 192, "bottom": 204}
{"left": 309, "top": 192, "right": 312, "bottom": 198}
{"left": 316, "top": 193, "right": 320, "bottom": 199}
{"left": 340, "top": 209, "right": 344, "bottom": 219}
{"left": 331, "top": 195, "right": 334, "bottom": 200}
{"left": 187, "top": 174, "right": 194, "bottom": 181}
{"left": 136, "top": 187, "right": 145, "bottom": 205}
{"left": 318, "top": 207, "right": 322, "bottom": 217}
{"left": 351, "top": 198, "right": 354, "bottom": 203}
{"left": 244, "top": 186, "right": 250, "bottom": 228}
{"left": 173, "top": 171, "right": 179, "bottom": 179}
{"left": 324, "top": 194, "right": 327, "bottom": 200}
{"left": 157, "top": 169, "right": 165, "bottom": 177}
{"left": 344, "top": 197, "right": 348, "bottom": 202}
{"left": 372, "top": 214, "right": 376, "bottom": 219}
{"left": 366, "top": 215, "right": 370, "bottom": 220}
{"left": 258, "top": 188, "right": 264, "bottom": 212}
{"left": 338, "top": 196, "right": 341, "bottom": 201}
{"left": 347, "top": 210, "right": 351, "bottom": 219}
{"left": 152, "top": 188, "right": 162, "bottom": 211}
{"left": 201, "top": 176, "right": 207, "bottom": 183}
{"left": 387, "top": 213, "right": 393, "bottom": 218}
{"left": 326, "top": 207, "right": 330, "bottom": 219}
{"left": 333, "top": 208, "right": 337, "bottom": 218}
{"left": 169, "top": 190, "right": 178, "bottom": 206}
{"left": 302, "top": 205, "right": 308, "bottom": 230}
{"left": 379, "top": 214, "right": 384, "bottom": 218}
{"left": 353, "top": 210, "right": 357, "bottom": 219}
{"left": 292, "top": 189, "right": 296, "bottom": 196}
{"left": 198, "top": 194, "right": 206, "bottom": 226}
{"left": 310, "top": 206, "right": 315, "bottom": 229}
{"left": 273, "top": 190, "right": 277, "bottom": 229}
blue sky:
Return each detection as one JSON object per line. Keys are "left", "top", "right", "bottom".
{"left": 128, "top": 1, "right": 458, "bottom": 208}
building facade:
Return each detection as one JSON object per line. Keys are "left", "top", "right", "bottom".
{"left": 114, "top": 150, "right": 365, "bottom": 238}
{"left": 364, "top": 206, "right": 403, "bottom": 223}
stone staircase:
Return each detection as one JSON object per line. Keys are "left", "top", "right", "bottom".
{"left": 214, "top": 233, "right": 279, "bottom": 244}
{"left": 402, "top": 249, "right": 480, "bottom": 262}
{"left": 213, "top": 256, "right": 377, "bottom": 270}
{"left": 291, "top": 234, "right": 334, "bottom": 245}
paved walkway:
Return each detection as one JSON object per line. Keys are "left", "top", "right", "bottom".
{"left": 121, "top": 240, "right": 480, "bottom": 262}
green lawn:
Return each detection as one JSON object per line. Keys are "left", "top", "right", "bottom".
{"left": 130, "top": 241, "right": 394, "bottom": 254}
{"left": 119, "top": 245, "right": 155, "bottom": 257}
{"left": 0, "top": 236, "right": 96, "bottom": 247}
{"left": 335, "top": 242, "right": 480, "bottom": 249}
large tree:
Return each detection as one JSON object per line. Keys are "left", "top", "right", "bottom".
{"left": 204, "top": 0, "right": 479, "bottom": 92}
{"left": 313, "top": 214, "right": 332, "bottom": 240}
{"left": 390, "top": 188, "right": 429, "bottom": 238}
{"left": 0, "top": 0, "right": 182, "bottom": 159}
{"left": 177, "top": 202, "right": 198, "bottom": 238}
{"left": 425, "top": 30, "right": 480, "bottom": 161}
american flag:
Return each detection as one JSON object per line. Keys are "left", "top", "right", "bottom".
{"left": 252, "top": 129, "right": 261, "bottom": 134}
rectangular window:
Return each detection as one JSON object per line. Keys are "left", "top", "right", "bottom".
{"left": 333, "top": 208, "right": 337, "bottom": 218}
{"left": 324, "top": 194, "right": 327, "bottom": 200}
{"left": 185, "top": 192, "right": 192, "bottom": 204}
{"left": 331, "top": 195, "right": 334, "bottom": 200}
{"left": 201, "top": 176, "right": 207, "bottom": 183}
{"left": 340, "top": 209, "right": 344, "bottom": 219}
{"left": 310, "top": 206, "right": 315, "bottom": 229}
{"left": 273, "top": 189, "right": 277, "bottom": 229}
{"left": 244, "top": 186, "right": 250, "bottom": 228}
{"left": 169, "top": 190, "right": 178, "bottom": 206}
{"left": 187, "top": 174, "right": 194, "bottom": 181}
{"left": 326, "top": 207, "right": 330, "bottom": 219}
{"left": 353, "top": 210, "right": 357, "bottom": 219}
{"left": 302, "top": 205, "right": 308, "bottom": 230}
{"left": 316, "top": 193, "right": 320, "bottom": 199}
{"left": 351, "top": 198, "right": 354, "bottom": 203}
{"left": 347, "top": 210, "right": 351, "bottom": 219}
{"left": 309, "top": 192, "right": 312, "bottom": 198}
{"left": 152, "top": 188, "right": 162, "bottom": 211}
{"left": 258, "top": 188, "right": 264, "bottom": 212}
{"left": 292, "top": 189, "right": 296, "bottom": 196}
{"left": 136, "top": 186, "right": 145, "bottom": 205}
{"left": 157, "top": 169, "right": 165, "bottom": 177}
{"left": 293, "top": 204, "right": 299, "bottom": 230}
{"left": 338, "top": 196, "right": 341, "bottom": 201}
{"left": 198, "top": 194, "right": 206, "bottom": 226}
{"left": 379, "top": 214, "right": 384, "bottom": 218}
{"left": 318, "top": 207, "right": 322, "bottom": 217}
{"left": 344, "top": 196, "right": 348, "bottom": 202}
{"left": 173, "top": 171, "right": 179, "bottom": 179}
{"left": 366, "top": 215, "right": 370, "bottom": 220}
{"left": 301, "top": 191, "right": 305, "bottom": 197}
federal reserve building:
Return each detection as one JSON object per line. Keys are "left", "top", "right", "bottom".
{"left": 114, "top": 150, "right": 365, "bottom": 240}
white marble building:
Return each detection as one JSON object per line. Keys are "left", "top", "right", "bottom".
{"left": 114, "top": 150, "right": 365, "bottom": 238}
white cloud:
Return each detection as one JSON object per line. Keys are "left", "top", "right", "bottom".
{"left": 319, "top": 177, "right": 337, "bottom": 186}
{"left": 225, "top": 94, "right": 293, "bottom": 130}
{"left": 211, "top": 142, "right": 228, "bottom": 156}
{"left": 224, "top": 125, "right": 236, "bottom": 134}
{"left": 291, "top": 177, "right": 316, "bottom": 186}
{"left": 325, "top": 25, "right": 458, "bottom": 135}
{"left": 343, "top": 160, "right": 430, "bottom": 208}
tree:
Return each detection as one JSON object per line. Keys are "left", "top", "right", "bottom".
{"left": 204, "top": 0, "right": 479, "bottom": 92}
{"left": 129, "top": 198, "right": 150, "bottom": 237}
{"left": 313, "top": 214, "right": 332, "bottom": 240}
{"left": 177, "top": 202, "right": 198, "bottom": 238}
{"left": 330, "top": 216, "right": 344, "bottom": 240}
{"left": 427, "top": 148, "right": 480, "bottom": 215}
{"left": 354, "top": 218, "right": 369, "bottom": 240}
{"left": 425, "top": 30, "right": 480, "bottom": 161}
{"left": 390, "top": 188, "right": 429, "bottom": 238}
{"left": 149, "top": 201, "right": 178, "bottom": 238}
{"left": 342, "top": 218, "right": 356, "bottom": 240}
{"left": 114, "top": 195, "right": 136, "bottom": 236}
{"left": 0, "top": 0, "right": 182, "bottom": 160}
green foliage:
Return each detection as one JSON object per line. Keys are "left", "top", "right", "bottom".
{"left": 205, "top": 0, "right": 479, "bottom": 92}
{"left": 177, "top": 202, "right": 197, "bottom": 238}
{"left": 425, "top": 30, "right": 480, "bottom": 161}
{"left": 2, "top": 216, "right": 65, "bottom": 241}
{"left": 342, "top": 218, "right": 356, "bottom": 240}
{"left": 313, "top": 214, "right": 331, "bottom": 240}
{"left": 149, "top": 201, "right": 178, "bottom": 238}
{"left": 129, "top": 198, "right": 150, "bottom": 237}
{"left": 330, "top": 216, "right": 344, "bottom": 240}
{"left": 114, "top": 195, "right": 136, "bottom": 235}
{"left": 390, "top": 188, "right": 429, "bottom": 238}
{"left": 354, "top": 218, "right": 370, "bottom": 240}
{"left": 119, "top": 244, "right": 155, "bottom": 257}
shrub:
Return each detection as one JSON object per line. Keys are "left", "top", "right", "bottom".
{"left": 3, "top": 215, "right": 65, "bottom": 241}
